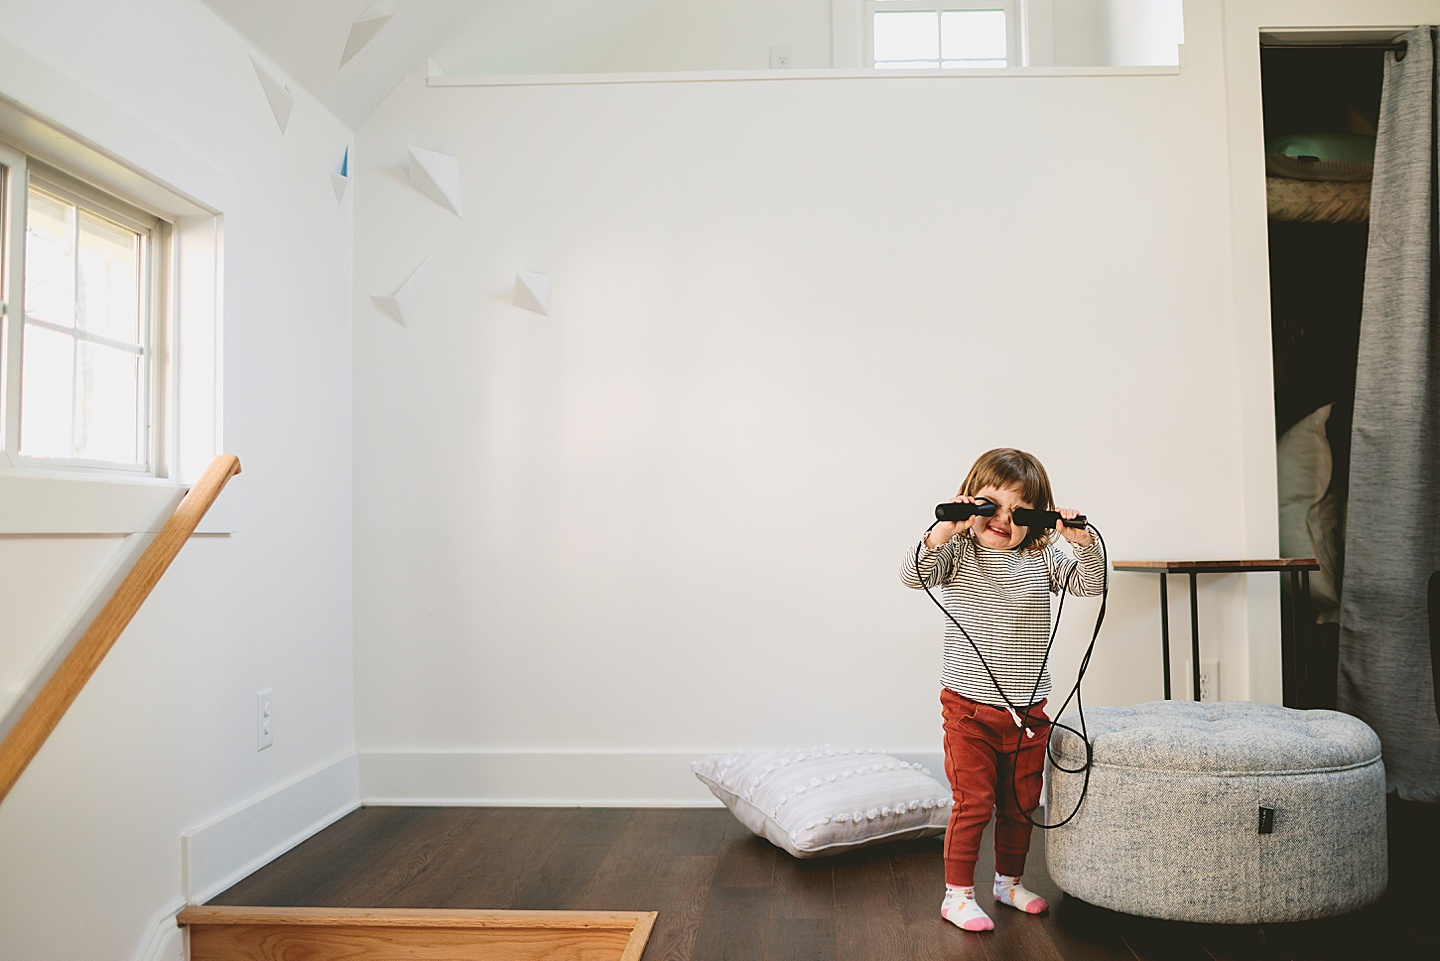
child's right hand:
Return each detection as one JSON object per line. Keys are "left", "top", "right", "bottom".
{"left": 926, "top": 493, "right": 982, "bottom": 548}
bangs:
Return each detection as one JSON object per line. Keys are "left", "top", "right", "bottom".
{"left": 961, "top": 449, "right": 1054, "bottom": 511}
{"left": 960, "top": 449, "right": 1056, "bottom": 552}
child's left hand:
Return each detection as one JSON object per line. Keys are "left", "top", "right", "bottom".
{"left": 1055, "top": 510, "right": 1094, "bottom": 547}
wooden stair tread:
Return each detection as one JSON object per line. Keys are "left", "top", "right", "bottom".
{"left": 178, "top": 905, "right": 656, "bottom": 961}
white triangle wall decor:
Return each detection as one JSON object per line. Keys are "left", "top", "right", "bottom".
{"left": 331, "top": 146, "right": 350, "bottom": 202}
{"left": 514, "top": 270, "right": 552, "bottom": 316}
{"left": 371, "top": 253, "right": 435, "bottom": 327}
{"left": 250, "top": 57, "right": 293, "bottom": 134}
{"left": 340, "top": 1, "right": 397, "bottom": 68}
{"left": 407, "top": 146, "right": 463, "bottom": 216}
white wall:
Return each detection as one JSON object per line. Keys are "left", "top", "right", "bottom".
{"left": 352, "top": 1, "right": 1262, "bottom": 804}
{"left": 0, "top": 2, "right": 356, "bottom": 959}
{"left": 431, "top": 0, "right": 665, "bottom": 77}
{"left": 1104, "top": 0, "right": 1185, "bottom": 66}
{"left": 1047, "top": 0, "right": 1112, "bottom": 66}
{"left": 599, "top": 0, "right": 834, "bottom": 72}
{"left": 1045, "top": 0, "right": 1184, "bottom": 67}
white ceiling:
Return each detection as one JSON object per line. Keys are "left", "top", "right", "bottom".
{"left": 199, "top": 1, "right": 671, "bottom": 129}
{"left": 198, "top": 0, "right": 478, "bottom": 129}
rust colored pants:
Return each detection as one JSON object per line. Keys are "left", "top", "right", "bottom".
{"left": 940, "top": 688, "right": 1050, "bottom": 887}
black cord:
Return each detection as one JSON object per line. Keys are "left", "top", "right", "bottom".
{"left": 912, "top": 523, "right": 1108, "bottom": 830}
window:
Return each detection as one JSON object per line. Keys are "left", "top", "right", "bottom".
{"left": 1, "top": 143, "right": 170, "bottom": 475}
{"left": 866, "top": 1, "right": 1019, "bottom": 69}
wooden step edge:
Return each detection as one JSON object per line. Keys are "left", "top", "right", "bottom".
{"left": 620, "top": 910, "right": 656, "bottom": 961}
{"left": 176, "top": 905, "right": 655, "bottom": 931}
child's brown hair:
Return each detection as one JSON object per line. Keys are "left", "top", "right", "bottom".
{"left": 959, "top": 448, "right": 1056, "bottom": 553}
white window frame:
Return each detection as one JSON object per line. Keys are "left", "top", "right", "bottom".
{"left": 0, "top": 93, "right": 225, "bottom": 537}
{"left": 3, "top": 156, "right": 172, "bottom": 476}
{"left": 864, "top": 0, "right": 1023, "bottom": 69}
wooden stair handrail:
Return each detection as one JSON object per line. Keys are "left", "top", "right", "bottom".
{"left": 0, "top": 454, "right": 241, "bottom": 805}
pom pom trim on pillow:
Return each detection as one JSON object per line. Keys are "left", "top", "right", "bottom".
{"left": 692, "top": 747, "right": 952, "bottom": 858}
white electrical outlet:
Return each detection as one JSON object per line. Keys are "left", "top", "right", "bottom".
{"left": 257, "top": 688, "right": 274, "bottom": 750}
{"left": 1184, "top": 660, "right": 1220, "bottom": 701}
{"left": 770, "top": 46, "right": 792, "bottom": 68}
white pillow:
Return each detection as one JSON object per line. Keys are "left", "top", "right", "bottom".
{"left": 1277, "top": 403, "right": 1341, "bottom": 619}
{"left": 691, "top": 748, "right": 952, "bottom": 858}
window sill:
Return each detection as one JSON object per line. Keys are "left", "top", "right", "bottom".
{"left": 428, "top": 64, "right": 1180, "bottom": 88}
{"left": 0, "top": 468, "right": 236, "bottom": 535}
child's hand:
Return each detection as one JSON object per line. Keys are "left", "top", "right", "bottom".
{"left": 1056, "top": 509, "right": 1094, "bottom": 547}
{"left": 926, "top": 493, "right": 983, "bottom": 548}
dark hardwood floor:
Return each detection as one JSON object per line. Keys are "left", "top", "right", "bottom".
{"left": 210, "top": 799, "right": 1437, "bottom": 960}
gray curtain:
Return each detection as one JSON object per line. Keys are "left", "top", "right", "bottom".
{"left": 1338, "top": 26, "right": 1440, "bottom": 802}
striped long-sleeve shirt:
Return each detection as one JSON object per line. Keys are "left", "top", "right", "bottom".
{"left": 900, "top": 533, "right": 1106, "bottom": 707}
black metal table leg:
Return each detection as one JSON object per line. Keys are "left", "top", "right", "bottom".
{"left": 1189, "top": 572, "right": 1201, "bottom": 701}
{"left": 1299, "top": 569, "right": 1311, "bottom": 707}
{"left": 1290, "top": 570, "right": 1301, "bottom": 705}
{"left": 1160, "top": 574, "right": 1171, "bottom": 700}
{"left": 1114, "top": 559, "right": 1321, "bottom": 709}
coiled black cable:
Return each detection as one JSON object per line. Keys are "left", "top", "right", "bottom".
{"left": 912, "top": 522, "right": 1108, "bottom": 829}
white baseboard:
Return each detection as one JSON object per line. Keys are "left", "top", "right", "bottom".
{"left": 181, "top": 753, "right": 360, "bottom": 904}
{"left": 360, "top": 750, "right": 947, "bottom": 806}
{"left": 135, "top": 897, "right": 187, "bottom": 961}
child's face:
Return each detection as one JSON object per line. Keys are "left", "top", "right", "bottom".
{"left": 969, "top": 483, "right": 1033, "bottom": 550}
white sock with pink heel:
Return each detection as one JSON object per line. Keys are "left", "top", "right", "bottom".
{"left": 940, "top": 884, "right": 994, "bottom": 931}
{"left": 993, "top": 873, "right": 1049, "bottom": 914}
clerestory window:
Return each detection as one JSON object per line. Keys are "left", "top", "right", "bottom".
{"left": 866, "top": 1, "right": 1020, "bottom": 69}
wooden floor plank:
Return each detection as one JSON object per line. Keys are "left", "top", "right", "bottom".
{"left": 890, "top": 849, "right": 988, "bottom": 961}
{"left": 1120, "top": 916, "right": 1225, "bottom": 961}
{"left": 209, "top": 806, "right": 440, "bottom": 907}
{"left": 689, "top": 885, "right": 770, "bottom": 961}
{"left": 574, "top": 807, "right": 681, "bottom": 910}
{"left": 1194, "top": 923, "right": 1291, "bottom": 961}
{"left": 345, "top": 807, "right": 507, "bottom": 908}
{"left": 1044, "top": 898, "right": 1139, "bottom": 961}
{"left": 767, "top": 917, "right": 837, "bottom": 961}
{"left": 666, "top": 807, "right": 731, "bottom": 857}
{"left": 401, "top": 807, "right": 580, "bottom": 909}
{"left": 710, "top": 817, "right": 776, "bottom": 889}
{"left": 770, "top": 854, "right": 834, "bottom": 920}
{"left": 633, "top": 854, "right": 717, "bottom": 961}
{"left": 832, "top": 851, "right": 909, "bottom": 961}
{"left": 204, "top": 806, "right": 383, "bottom": 905}
{"left": 511, "top": 808, "right": 632, "bottom": 911}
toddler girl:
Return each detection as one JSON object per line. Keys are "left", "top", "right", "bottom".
{"left": 900, "top": 447, "right": 1105, "bottom": 931}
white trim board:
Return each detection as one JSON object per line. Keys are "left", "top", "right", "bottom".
{"left": 360, "top": 750, "right": 947, "bottom": 806}
{"left": 135, "top": 897, "right": 187, "bottom": 961}
{"left": 429, "top": 64, "right": 1180, "bottom": 88}
{"left": 181, "top": 754, "right": 360, "bottom": 904}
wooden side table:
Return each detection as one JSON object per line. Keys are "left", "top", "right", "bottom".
{"left": 1112, "top": 559, "right": 1319, "bottom": 705}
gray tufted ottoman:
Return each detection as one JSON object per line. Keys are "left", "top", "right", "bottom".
{"left": 1045, "top": 700, "right": 1387, "bottom": 923}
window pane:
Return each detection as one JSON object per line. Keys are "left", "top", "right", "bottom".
{"left": 941, "top": 10, "right": 1008, "bottom": 61}
{"left": 74, "top": 341, "right": 140, "bottom": 464}
{"left": 20, "top": 324, "right": 75, "bottom": 459}
{"left": 78, "top": 210, "right": 141, "bottom": 345}
{"left": 25, "top": 186, "right": 76, "bottom": 328}
{"left": 874, "top": 12, "right": 939, "bottom": 62}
